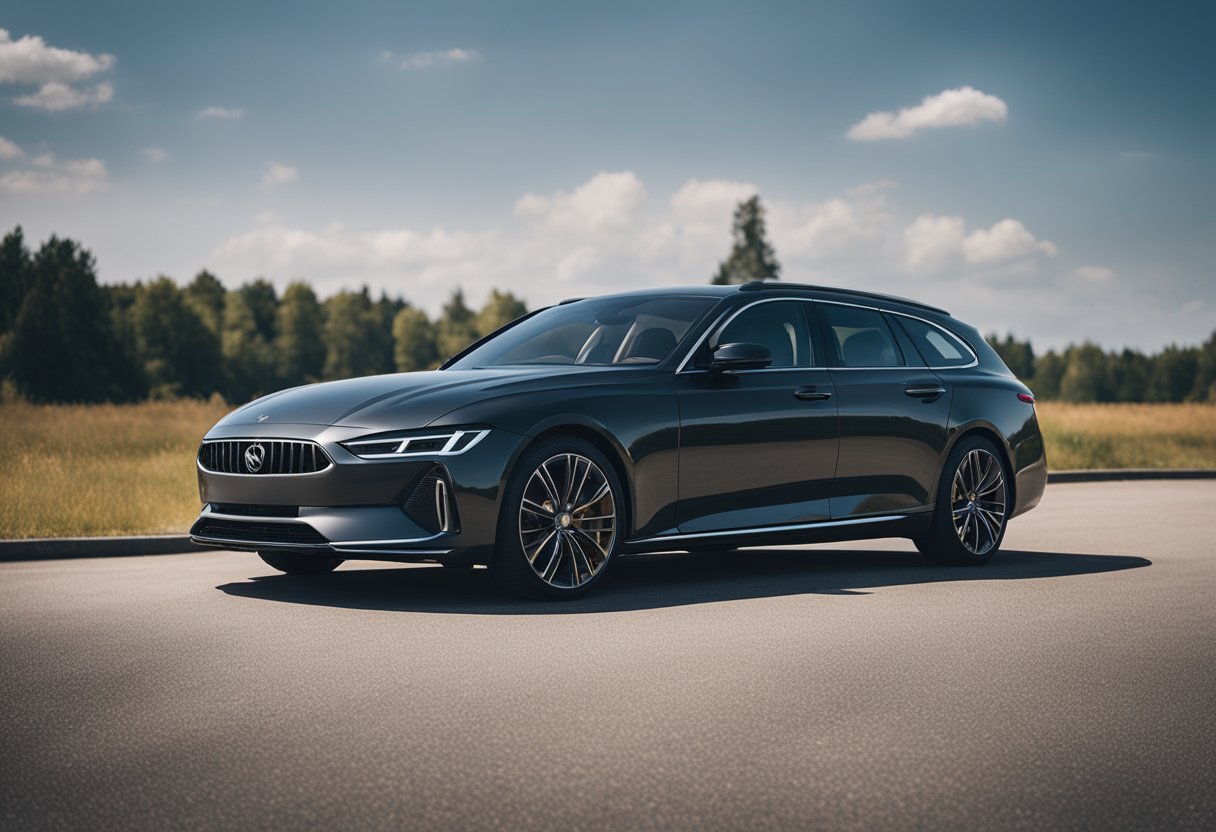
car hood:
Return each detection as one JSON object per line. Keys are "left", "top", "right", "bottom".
{"left": 216, "top": 367, "right": 634, "bottom": 432}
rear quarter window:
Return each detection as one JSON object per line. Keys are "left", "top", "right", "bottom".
{"left": 895, "top": 316, "right": 976, "bottom": 367}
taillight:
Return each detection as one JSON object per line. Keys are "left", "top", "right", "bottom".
{"left": 1017, "top": 392, "right": 1035, "bottom": 404}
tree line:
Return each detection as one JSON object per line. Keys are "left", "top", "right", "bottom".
{"left": 987, "top": 334, "right": 1216, "bottom": 403}
{"left": 1, "top": 224, "right": 1212, "bottom": 405}
{"left": 0, "top": 227, "right": 525, "bottom": 404}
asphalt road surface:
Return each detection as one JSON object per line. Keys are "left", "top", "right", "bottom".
{"left": 2, "top": 481, "right": 1214, "bottom": 831}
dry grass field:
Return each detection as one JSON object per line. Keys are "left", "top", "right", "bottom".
{"left": 0, "top": 399, "right": 230, "bottom": 539}
{"left": 1, "top": 400, "right": 1213, "bottom": 539}
{"left": 1035, "top": 402, "right": 1216, "bottom": 470}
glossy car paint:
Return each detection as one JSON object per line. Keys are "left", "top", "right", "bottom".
{"left": 191, "top": 283, "right": 1046, "bottom": 564}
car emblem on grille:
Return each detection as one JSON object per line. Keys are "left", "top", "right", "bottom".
{"left": 244, "top": 443, "right": 266, "bottom": 473}
{"left": 257, "top": 414, "right": 269, "bottom": 423}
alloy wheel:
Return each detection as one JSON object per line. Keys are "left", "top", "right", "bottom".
{"left": 950, "top": 448, "right": 1007, "bottom": 555}
{"left": 518, "top": 453, "right": 617, "bottom": 589}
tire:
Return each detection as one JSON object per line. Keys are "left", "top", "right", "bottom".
{"left": 491, "top": 437, "right": 625, "bottom": 599}
{"left": 257, "top": 551, "right": 343, "bottom": 575}
{"left": 914, "top": 435, "right": 1011, "bottom": 565}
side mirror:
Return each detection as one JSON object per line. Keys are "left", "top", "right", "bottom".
{"left": 708, "top": 342, "right": 772, "bottom": 373}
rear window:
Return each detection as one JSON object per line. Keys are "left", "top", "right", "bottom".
{"left": 895, "top": 316, "right": 975, "bottom": 367}
{"left": 821, "top": 304, "right": 904, "bottom": 368}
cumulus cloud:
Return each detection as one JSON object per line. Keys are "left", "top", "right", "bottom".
{"left": 1073, "top": 265, "right": 1115, "bottom": 284}
{"left": 904, "top": 214, "right": 1055, "bottom": 271}
{"left": 140, "top": 147, "right": 171, "bottom": 163}
{"left": 847, "top": 86, "right": 1007, "bottom": 140}
{"left": 196, "top": 106, "right": 244, "bottom": 120}
{"left": 962, "top": 219, "right": 1057, "bottom": 264}
{"left": 515, "top": 171, "right": 646, "bottom": 232}
{"left": 0, "top": 28, "right": 116, "bottom": 111}
{"left": 0, "top": 135, "right": 23, "bottom": 159}
{"left": 262, "top": 162, "right": 299, "bottom": 187}
{"left": 0, "top": 153, "right": 107, "bottom": 194}
{"left": 395, "top": 48, "right": 480, "bottom": 69}
{"left": 207, "top": 170, "right": 1083, "bottom": 339}
{"left": 14, "top": 80, "right": 112, "bottom": 111}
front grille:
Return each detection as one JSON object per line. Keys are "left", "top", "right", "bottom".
{"left": 199, "top": 439, "right": 331, "bottom": 475}
{"left": 190, "top": 517, "right": 327, "bottom": 545}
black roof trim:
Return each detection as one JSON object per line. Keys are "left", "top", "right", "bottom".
{"left": 737, "top": 280, "right": 949, "bottom": 315}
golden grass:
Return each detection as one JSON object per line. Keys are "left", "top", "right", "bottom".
{"left": 1, "top": 401, "right": 1213, "bottom": 538}
{"left": 1036, "top": 402, "right": 1216, "bottom": 470}
{"left": 0, "top": 399, "right": 230, "bottom": 539}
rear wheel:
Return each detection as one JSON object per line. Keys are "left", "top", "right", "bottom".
{"left": 257, "top": 551, "right": 343, "bottom": 575}
{"left": 492, "top": 437, "right": 623, "bottom": 599}
{"left": 915, "top": 436, "right": 1010, "bottom": 565}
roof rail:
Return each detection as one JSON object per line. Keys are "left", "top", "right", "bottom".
{"left": 737, "top": 280, "right": 948, "bottom": 315}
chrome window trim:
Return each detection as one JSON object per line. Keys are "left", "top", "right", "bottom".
{"left": 343, "top": 429, "right": 490, "bottom": 460}
{"left": 627, "top": 514, "right": 906, "bottom": 545}
{"left": 675, "top": 295, "right": 978, "bottom": 374}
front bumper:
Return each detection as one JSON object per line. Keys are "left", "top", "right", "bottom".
{"left": 190, "top": 422, "right": 524, "bottom": 564}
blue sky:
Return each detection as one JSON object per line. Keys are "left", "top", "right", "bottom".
{"left": 1, "top": 0, "right": 1212, "bottom": 349}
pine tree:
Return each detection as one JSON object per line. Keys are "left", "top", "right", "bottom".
{"left": 712, "top": 196, "right": 780, "bottom": 285}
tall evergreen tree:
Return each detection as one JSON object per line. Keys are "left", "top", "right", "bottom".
{"left": 185, "top": 270, "right": 226, "bottom": 335}
{"left": 131, "top": 277, "right": 222, "bottom": 398}
{"left": 392, "top": 306, "right": 438, "bottom": 372}
{"left": 5, "top": 236, "right": 142, "bottom": 402}
{"left": 221, "top": 291, "right": 277, "bottom": 401}
{"left": 436, "top": 289, "right": 479, "bottom": 360}
{"left": 477, "top": 289, "right": 528, "bottom": 337}
{"left": 275, "top": 282, "right": 326, "bottom": 387}
{"left": 0, "top": 226, "right": 33, "bottom": 334}
{"left": 712, "top": 196, "right": 780, "bottom": 285}
{"left": 239, "top": 278, "right": 279, "bottom": 342}
{"left": 322, "top": 288, "right": 392, "bottom": 379}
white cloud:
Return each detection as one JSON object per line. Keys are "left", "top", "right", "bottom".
{"left": 669, "top": 179, "right": 758, "bottom": 222}
{"left": 962, "top": 218, "right": 1057, "bottom": 264}
{"left": 0, "top": 29, "right": 116, "bottom": 111}
{"left": 515, "top": 171, "right": 646, "bottom": 232}
{"left": 1073, "top": 265, "right": 1115, "bottom": 284}
{"left": 0, "top": 154, "right": 107, "bottom": 195}
{"left": 14, "top": 80, "right": 113, "bottom": 111}
{"left": 196, "top": 106, "right": 244, "bottom": 120}
{"left": 903, "top": 214, "right": 1054, "bottom": 271}
{"left": 0, "top": 28, "right": 115, "bottom": 84}
{"left": 903, "top": 215, "right": 966, "bottom": 270}
{"left": 0, "top": 136, "right": 22, "bottom": 159}
{"left": 207, "top": 171, "right": 1088, "bottom": 343}
{"left": 847, "top": 86, "right": 1008, "bottom": 141}
{"left": 262, "top": 163, "right": 299, "bottom": 187}
{"left": 397, "top": 48, "right": 479, "bottom": 69}
{"left": 140, "top": 147, "right": 171, "bottom": 163}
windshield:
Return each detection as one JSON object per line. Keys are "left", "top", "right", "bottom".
{"left": 447, "top": 295, "right": 718, "bottom": 369}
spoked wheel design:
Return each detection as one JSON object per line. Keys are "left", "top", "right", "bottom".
{"left": 949, "top": 447, "right": 1007, "bottom": 556}
{"left": 518, "top": 453, "right": 617, "bottom": 589}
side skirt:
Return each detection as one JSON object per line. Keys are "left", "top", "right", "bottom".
{"left": 622, "top": 512, "right": 932, "bottom": 555}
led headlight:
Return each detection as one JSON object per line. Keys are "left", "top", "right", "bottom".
{"left": 341, "top": 428, "right": 490, "bottom": 460}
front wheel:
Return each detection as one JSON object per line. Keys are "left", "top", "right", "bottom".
{"left": 258, "top": 551, "right": 343, "bottom": 575}
{"left": 915, "top": 436, "right": 1010, "bottom": 565}
{"left": 492, "top": 437, "right": 624, "bottom": 599}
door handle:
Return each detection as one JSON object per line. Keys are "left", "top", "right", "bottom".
{"left": 794, "top": 387, "right": 832, "bottom": 402}
{"left": 905, "top": 385, "right": 946, "bottom": 398}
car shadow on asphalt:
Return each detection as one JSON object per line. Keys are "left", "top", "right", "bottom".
{"left": 215, "top": 547, "right": 1151, "bottom": 615}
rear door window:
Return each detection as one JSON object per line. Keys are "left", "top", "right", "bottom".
{"left": 820, "top": 304, "right": 904, "bottom": 368}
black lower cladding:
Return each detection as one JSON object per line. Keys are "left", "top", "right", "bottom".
{"left": 190, "top": 517, "right": 327, "bottom": 545}
{"left": 208, "top": 503, "right": 300, "bottom": 518}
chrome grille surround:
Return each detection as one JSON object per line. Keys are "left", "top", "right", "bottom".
{"left": 198, "top": 439, "right": 332, "bottom": 475}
